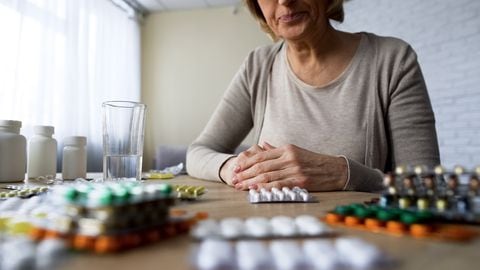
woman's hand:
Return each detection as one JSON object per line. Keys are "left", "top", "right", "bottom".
{"left": 219, "top": 144, "right": 266, "bottom": 186}
{"left": 231, "top": 142, "right": 348, "bottom": 191}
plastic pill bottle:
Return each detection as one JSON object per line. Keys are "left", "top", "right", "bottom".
{"left": 0, "top": 120, "right": 27, "bottom": 182}
{"left": 27, "top": 125, "right": 57, "bottom": 179}
{"left": 62, "top": 136, "right": 87, "bottom": 180}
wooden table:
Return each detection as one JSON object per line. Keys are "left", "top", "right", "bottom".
{"left": 3, "top": 175, "right": 479, "bottom": 270}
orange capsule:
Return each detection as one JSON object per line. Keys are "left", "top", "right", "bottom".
{"left": 365, "top": 218, "right": 384, "bottom": 230}
{"left": 195, "top": 212, "right": 209, "bottom": 220}
{"left": 95, "top": 236, "right": 120, "bottom": 254}
{"left": 73, "top": 235, "right": 96, "bottom": 250}
{"left": 44, "top": 230, "right": 62, "bottom": 239}
{"left": 30, "top": 227, "right": 46, "bottom": 241}
{"left": 345, "top": 216, "right": 362, "bottom": 227}
{"left": 325, "top": 213, "right": 343, "bottom": 224}
{"left": 410, "top": 224, "right": 432, "bottom": 238}
{"left": 386, "top": 221, "right": 407, "bottom": 234}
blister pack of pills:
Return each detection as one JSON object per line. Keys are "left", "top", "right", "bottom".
{"left": 191, "top": 215, "right": 333, "bottom": 240}
{"left": 0, "top": 186, "right": 49, "bottom": 200}
{"left": 325, "top": 203, "right": 478, "bottom": 242}
{"left": 192, "top": 237, "right": 389, "bottom": 270}
{"left": 175, "top": 185, "right": 206, "bottom": 200}
{"left": 248, "top": 187, "right": 317, "bottom": 203}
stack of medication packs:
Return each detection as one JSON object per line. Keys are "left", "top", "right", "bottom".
{"left": 27, "top": 182, "right": 200, "bottom": 253}
{"left": 192, "top": 215, "right": 332, "bottom": 240}
{"left": 248, "top": 187, "right": 316, "bottom": 203}
{"left": 193, "top": 237, "right": 387, "bottom": 270}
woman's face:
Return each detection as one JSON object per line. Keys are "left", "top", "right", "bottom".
{"left": 257, "top": 0, "right": 328, "bottom": 41}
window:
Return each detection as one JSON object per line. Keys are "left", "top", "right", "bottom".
{"left": 0, "top": 0, "right": 141, "bottom": 171}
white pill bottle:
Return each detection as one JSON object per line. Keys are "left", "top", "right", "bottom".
{"left": 0, "top": 120, "right": 27, "bottom": 182}
{"left": 27, "top": 125, "right": 57, "bottom": 179}
{"left": 62, "top": 136, "right": 87, "bottom": 180}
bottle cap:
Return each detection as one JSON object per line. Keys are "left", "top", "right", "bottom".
{"left": 0, "top": 120, "right": 22, "bottom": 128}
{"left": 64, "top": 136, "right": 87, "bottom": 146}
{"left": 33, "top": 125, "right": 54, "bottom": 136}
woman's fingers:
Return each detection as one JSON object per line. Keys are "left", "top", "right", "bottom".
{"left": 236, "top": 148, "right": 283, "bottom": 173}
{"left": 234, "top": 168, "right": 286, "bottom": 190}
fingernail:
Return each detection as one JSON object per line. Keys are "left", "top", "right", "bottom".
{"left": 248, "top": 184, "right": 258, "bottom": 190}
{"left": 234, "top": 166, "right": 241, "bottom": 173}
{"left": 235, "top": 184, "right": 242, "bottom": 190}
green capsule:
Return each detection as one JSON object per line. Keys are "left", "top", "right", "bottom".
{"left": 64, "top": 187, "right": 78, "bottom": 202}
{"left": 401, "top": 212, "right": 419, "bottom": 224}
{"left": 112, "top": 186, "right": 129, "bottom": 203}
{"left": 368, "top": 205, "right": 381, "bottom": 212}
{"left": 76, "top": 184, "right": 93, "bottom": 199}
{"left": 354, "top": 207, "right": 374, "bottom": 218}
{"left": 334, "top": 205, "right": 353, "bottom": 215}
{"left": 158, "top": 184, "right": 172, "bottom": 195}
{"left": 377, "top": 209, "right": 398, "bottom": 221}
{"left": 88, "top": 188, "right": 113, "bottom": 206}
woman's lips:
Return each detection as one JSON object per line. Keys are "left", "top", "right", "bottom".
{"left": 278, "top": 12, "right": 307, "bottom": 23}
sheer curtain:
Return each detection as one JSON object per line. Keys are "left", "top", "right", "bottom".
{"left": 0, "top": 0, "right": 141, "bottom": 172}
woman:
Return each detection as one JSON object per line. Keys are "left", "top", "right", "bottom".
{"left": 186, "top": 0, "right": 440, "bottom": 192}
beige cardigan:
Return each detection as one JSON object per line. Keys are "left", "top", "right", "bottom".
{"left": 186, "top": 32, "right": 440, "bottom": 192}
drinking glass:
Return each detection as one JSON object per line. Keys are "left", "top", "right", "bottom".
{"left": 102, "top": 101, "right": 146, "bottom": 181}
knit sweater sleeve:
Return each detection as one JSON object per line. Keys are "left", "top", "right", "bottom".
{"left": 386, "top": 46, "right": 440, "bottom": 168}
{"left": 186, "top": 53, "right": 255, "bottom": 182}
{"left": 345, "top": 41, "right": 440, "bottom": 192}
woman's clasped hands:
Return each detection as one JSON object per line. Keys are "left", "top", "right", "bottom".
{"left": 220, "top": 142, "right": 349, "bottom": 192}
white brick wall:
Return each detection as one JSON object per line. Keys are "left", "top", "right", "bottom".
{"left": 338, "top": 0, "right": 480, "bottom": 169}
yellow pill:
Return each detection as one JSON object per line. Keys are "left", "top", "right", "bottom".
{"left": 399, "top": 198, "right": 411, "bottom": 209}
{"left": 417, "top": 198, "right": 429, "bottom": 210}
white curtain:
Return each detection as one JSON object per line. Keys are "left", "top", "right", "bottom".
{"left": 0, "top": 0, "right": 141, "bottom": 172}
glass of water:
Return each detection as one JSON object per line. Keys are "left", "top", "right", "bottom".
{"left": 102, "top": 101, "right": 146, "bottom": 181}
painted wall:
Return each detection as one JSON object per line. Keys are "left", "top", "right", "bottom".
{"left": 141, "top": 7, "right": 271, "bottom": 170}
{"left": 338, "top": 0, "right": 480, "bottom": 169}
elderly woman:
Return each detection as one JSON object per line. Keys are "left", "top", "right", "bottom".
{"left": 186, "top": 0, "right": 440, "bottom": 192}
